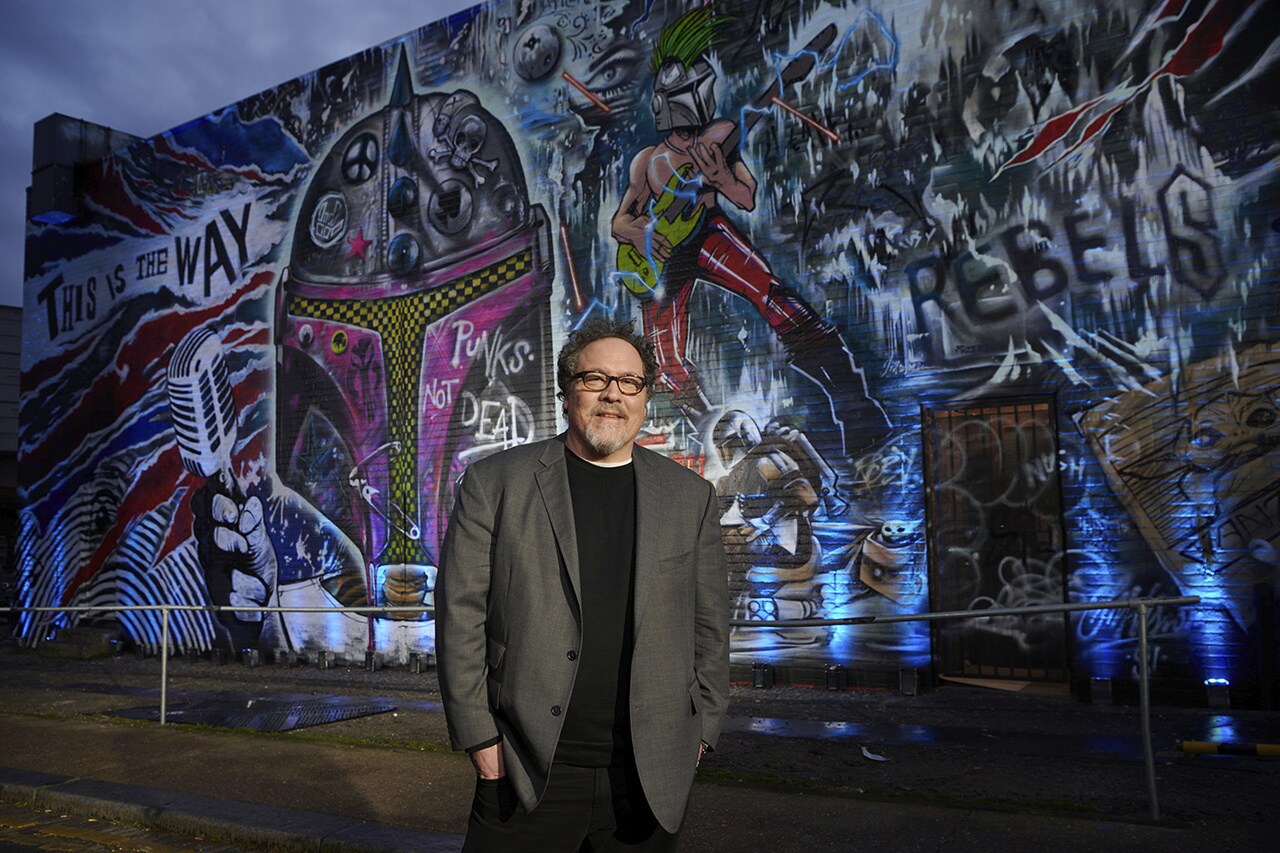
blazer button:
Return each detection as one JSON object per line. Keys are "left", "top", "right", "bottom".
{"left": 566, "top": 650, "right": 578, "bottom": 661}
{"left": 551, "top": 705, "right": 562, "bottom": 716}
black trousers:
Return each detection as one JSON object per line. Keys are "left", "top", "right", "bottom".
{"left": 463, "top": 761, "right": 681, "bottom": 852}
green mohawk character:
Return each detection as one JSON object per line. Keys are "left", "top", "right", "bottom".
{"left": 651, "top": 5, "right": 724, "bottom": 72}
{"left": 650, "top": 6, "right": 725, "bottom": 131}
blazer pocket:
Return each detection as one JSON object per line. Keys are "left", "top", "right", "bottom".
{"left": 487, "top": 638, "right": 506, "bottom": 670}
{"left": 486, "top": 639, "right": 506, "bottom": 709}
{"left": 687, "top": 676, "right": 702, "bottom": 716}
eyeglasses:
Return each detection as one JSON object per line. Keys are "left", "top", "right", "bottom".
{"left": 571, "top": 371, "right": 647, "bottom": 396}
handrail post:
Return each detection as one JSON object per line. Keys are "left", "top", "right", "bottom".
{"left": 159, "top": 605, "right": 170, "bottom": 726}
{"left": 1137, "top": 601, "right": 1159, "bottom": 821}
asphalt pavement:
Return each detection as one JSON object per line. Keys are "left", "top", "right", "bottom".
{"left": 0, "top": 644, "right": 1276, "bottom": 852}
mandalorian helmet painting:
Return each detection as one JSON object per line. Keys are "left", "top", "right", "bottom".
{"left": 651, "top": 57, "right": 717, "bottom": 132}
{"left": 275, "top": 49, "right": 554, "bottom": 628}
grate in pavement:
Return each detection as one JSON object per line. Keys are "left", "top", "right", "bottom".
{"left": 106, "top": 694, "right": 396, "bottom": 732}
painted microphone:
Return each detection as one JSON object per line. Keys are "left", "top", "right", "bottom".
{"left": 167, "top": 324, "right": 277, "bottom": 637}
{"left": 166, "top": 325, "right": 240, "bottom": 492}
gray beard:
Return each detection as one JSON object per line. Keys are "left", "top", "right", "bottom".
{"left": 582, "top": 419, "right": 629, "bottom": 457}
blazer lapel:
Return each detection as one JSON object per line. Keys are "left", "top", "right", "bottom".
{"left": 631, "top": 447, "right": 663, "bottom": 630}
{"left": 535, "top": 438, "right": 582, "bottom": 610}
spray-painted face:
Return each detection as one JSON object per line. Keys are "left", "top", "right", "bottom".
{"left": 651, "top": 58, "right": 717, "bottom": 132}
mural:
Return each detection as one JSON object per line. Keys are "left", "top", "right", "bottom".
{"left": 18, "top": 0, "right": 1279, "bottom": 696}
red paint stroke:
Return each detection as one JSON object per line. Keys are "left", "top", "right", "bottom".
{"left": 82, "top": 157, "right": 167, "bottom": 236}
{"left": 154, "top": 135, "right": 216, "bottom": 171}
{"left": 153, "top": 137, "right": 271, "bottom": 187}
{"left": 996, "top": 0, "right": 1255, "bottom": 178}
{"left": 562, "top": 71, "right": 611, "bottom": 114}
{"left": 560, "top": 223, "right": 585, "bottom": 312}
{"left": 770, "top": 96, "right": 840, "bottom": 143}
{"left": 20, "top": 335, "right": 94, "bottom": 395}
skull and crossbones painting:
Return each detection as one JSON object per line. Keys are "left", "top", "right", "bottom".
{"left": 429, "top": 92, "right": 499, "bottom": 184}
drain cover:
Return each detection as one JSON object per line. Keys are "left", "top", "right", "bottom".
{"left": 108, "top": 694, "right": 396, "bottom": 732}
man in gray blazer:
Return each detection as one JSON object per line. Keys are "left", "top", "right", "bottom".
{"left": 437, "top": 318, "right": 730, "bottom": 851}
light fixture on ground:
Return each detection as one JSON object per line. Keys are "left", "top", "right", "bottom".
{"left": 1205, "top": 677, "right": 1230, "bottom": 708}
{"left": 899, "top": 667, "right": 920, "bottom": 696}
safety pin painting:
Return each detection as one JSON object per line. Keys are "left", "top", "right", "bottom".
{"left": 347, "top": 441, "right": 422, "bottom": 541}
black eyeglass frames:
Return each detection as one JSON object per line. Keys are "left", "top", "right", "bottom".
{"left": 571, "top": 371, "right": 647, "bottom": 395}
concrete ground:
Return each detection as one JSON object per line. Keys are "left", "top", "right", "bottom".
{"left": 0, "top": 798, "right": 263, "bottom": 852}
{"left": 0, "top": 646, "right": 1275, "bottom": 852}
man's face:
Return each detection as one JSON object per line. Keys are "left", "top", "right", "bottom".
{"left": 563, "top": 337, "right": 648, "bottom": 463}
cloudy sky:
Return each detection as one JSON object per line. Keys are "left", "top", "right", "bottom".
{"left": 0, "top": 0, "right": 485, "bottom": 308}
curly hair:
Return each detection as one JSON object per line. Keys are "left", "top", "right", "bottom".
{"left": 556, "top": 318, "right": 658, "bottom": 399}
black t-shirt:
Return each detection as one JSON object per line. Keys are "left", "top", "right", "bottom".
{"left": 554, "top": 445, "right": 637, "bottom": 766}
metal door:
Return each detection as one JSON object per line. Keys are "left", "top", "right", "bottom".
{"left": 923, "top": 398, "right": 1069, "bottom": 682}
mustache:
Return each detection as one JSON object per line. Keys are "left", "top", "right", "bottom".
{"left": 591, "top": 404, "right": 628, "bottom": 417}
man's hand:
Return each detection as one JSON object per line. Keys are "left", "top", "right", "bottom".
{"left": 208, "top": 492, "right": 278, "bottom": 620}
{"left": 691, "top": 140, "right": 731, "bottom": 190}
{"left": 471, "top": 743, "right": 506, "bottom": 780}
{"left": 192, "top": 478, "right": 283, "bottom": 651}
{"left": 612, "top": 144, "right": 676, "bottom": 265}
{"left": 614, "top": 218, "right": 673, "bottom": 264}
{"left": 690, "top": 129, "right": 756, "bottom": 212}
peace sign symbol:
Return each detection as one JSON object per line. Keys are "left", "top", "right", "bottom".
{"left": 342, "top": 133, "right": 380, "bottom": 183}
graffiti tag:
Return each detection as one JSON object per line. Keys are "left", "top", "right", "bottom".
{"left": 450, "top": 319, "right": 534, "bottom": 381}
{"left": 35, "top": 266, "right": 126, "bottom": 341}
{"left": 173, "top": 202, "right": 253, "bottom": 298}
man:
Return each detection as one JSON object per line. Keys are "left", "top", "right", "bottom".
{"left": 437, "top": 318, "right": 730, "bottom": 850}
{"left": 611, "top": 6, "right": 891, "bottom": 456}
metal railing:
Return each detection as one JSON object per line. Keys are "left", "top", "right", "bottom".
{"left": 3, "top": 595, "right": 1200, "bottom": 822}
{"left": 4, "top": 604, "right": 428, "bottom": 728}
{"left": 729, "top": 594, "right": 1201, "bottom": 822}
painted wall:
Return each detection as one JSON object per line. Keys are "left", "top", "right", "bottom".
{"left": 19, "top": 0, "right": 1279, "bottom": 695}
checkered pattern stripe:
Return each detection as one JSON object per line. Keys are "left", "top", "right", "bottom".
{"left": 286, "top": 248, "right": 532, "bottom": 564}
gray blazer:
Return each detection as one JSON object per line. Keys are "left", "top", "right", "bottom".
{"left": 436, "top": 435, "right": 730, "bottom": 832}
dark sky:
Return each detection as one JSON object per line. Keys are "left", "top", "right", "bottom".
{"left": 1, "top": 0, "right": 484, "bottom": 308}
